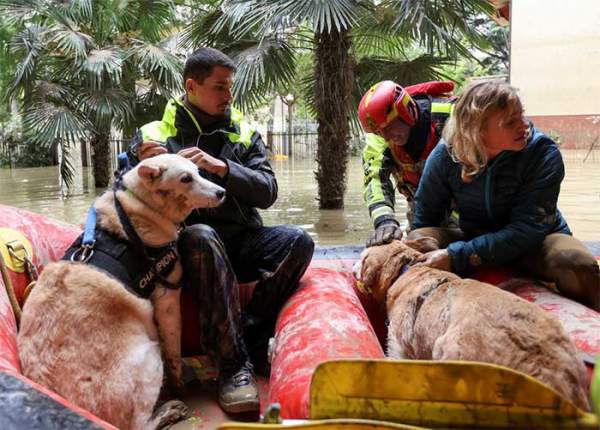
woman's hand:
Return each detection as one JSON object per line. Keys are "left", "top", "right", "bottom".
{"left": 414, "top": 249, "right": 452, "bottom": 272}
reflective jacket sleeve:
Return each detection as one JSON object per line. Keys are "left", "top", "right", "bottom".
{"left": 412, "top": 143, "right": 453, "bottom": 228}
{"left": 448, "top": 136, "right": 565, "bottom": 273}
{"left": 362, "top": 133, "right": 399, "bottom": 227}
{"left": 127, "top": 117, "right": 178, "bottom": 167}
{"left": 224, "top": 131, "right": 278, "bottom": 209}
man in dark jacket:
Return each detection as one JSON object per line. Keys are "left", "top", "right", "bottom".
{"left": 128, "top": 47, "right": 314, "bottom": 413}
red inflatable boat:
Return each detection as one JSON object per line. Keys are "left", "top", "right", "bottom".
{"left": 0, "top": 203, "right": 598, "bottom": 429}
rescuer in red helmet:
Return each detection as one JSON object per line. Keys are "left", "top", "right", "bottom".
{"left": 359, "top": 80, "right": 455, "bottom": 247}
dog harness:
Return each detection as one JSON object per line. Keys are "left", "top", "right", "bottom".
{"left": 63, "top": 182, "right": 180, "bottom": 300}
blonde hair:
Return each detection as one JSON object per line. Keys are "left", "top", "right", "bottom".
{"left": 444, "top": 80, "right": 522, "bottom": 182}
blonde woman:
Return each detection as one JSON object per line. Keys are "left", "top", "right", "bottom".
{"left": 408, "top": 80, "right": 599, "bottom": 311}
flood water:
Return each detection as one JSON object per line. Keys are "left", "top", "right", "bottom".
{"left": 0, "top": 152, "right": 598, "bottom": 245}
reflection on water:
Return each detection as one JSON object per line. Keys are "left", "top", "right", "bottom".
{"left": 0, "top": 152, "right": 598, "bottom": 245}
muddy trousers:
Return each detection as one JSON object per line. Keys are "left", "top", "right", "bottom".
{"left": 409, "top": 228, "right": 600, "bottom": 311}
{"left": 178, "top": 224, "right": 314, "bottom": 373}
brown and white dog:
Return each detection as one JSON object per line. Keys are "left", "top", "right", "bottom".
{"left": 357, "top": 239, "right": 591, "bottom": 411}
{"left": 18, "top": 154, "right": 226, "bottom": 429}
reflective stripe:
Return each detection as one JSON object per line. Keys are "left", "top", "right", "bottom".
{"left": 141, "top": 99, "right": 179, "bottom": 142}
{"left": 227, "top": 107, "right": 254, "bottom": 149}
{"left": 362, "top": 133, "right": 388, "bottom": 208}
{"left": 371, "top": 206, "right": 394, "bottom": 225}
{"left": 142, "top": 99, "right": 255, "bottom": 149}
{"left": 431, "top": 102, "right": 453, "bottom": 115}
{"left": 140, "top": 120, "right": 177, "bottom": 143}
{"left": 162, "top": 99, "right": 178, "bottom": 129}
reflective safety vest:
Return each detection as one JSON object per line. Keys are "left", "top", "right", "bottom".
{"left": 139, "top": 97, "right": 256, "bottom": 150}
{"left": 362, "top": 97, "right": 454, "bottom": 226}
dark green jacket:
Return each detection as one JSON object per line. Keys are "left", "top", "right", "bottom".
{"left": 128, "top": 96, "right": 277, "bottom": 239}
{"left": 414, "top": 128, "right": 570, "bottom": 274}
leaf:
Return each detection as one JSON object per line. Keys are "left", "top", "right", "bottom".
{"left": 82, "top": 47, "right": 124, "bottom": 88}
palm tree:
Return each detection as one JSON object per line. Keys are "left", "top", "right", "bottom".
{"left": 183, "top": 0, "right": 495, "bottom": 209}
{"left": 1, "top": 0, "right": 182, "bottom": 188}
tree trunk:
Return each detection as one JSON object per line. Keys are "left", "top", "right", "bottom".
{"left": 91, "top": 131, "right": 111, "bottom": 188}
{"left": 314, "top": 29, "right": 353, "bottom": 209}
{"left": 122, "top": 62, "right": 137, "bottom": 140}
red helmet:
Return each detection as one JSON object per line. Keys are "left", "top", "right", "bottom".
{"left": 358, "top": 81, "right": 419, "bottom": 133}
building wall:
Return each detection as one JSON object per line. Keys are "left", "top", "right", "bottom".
{"left": 510, "top": 0, "right": 600, "bottom": 148}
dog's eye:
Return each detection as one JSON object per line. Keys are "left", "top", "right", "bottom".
{"left": 180, "top": 174, "right": 193, "bottom": 184}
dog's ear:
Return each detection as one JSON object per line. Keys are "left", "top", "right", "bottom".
{"left": 405, "top": 237, "right": 439, "bottom": 253}
{"left": 138, "top": 164, "right": 166, "bottom": 182}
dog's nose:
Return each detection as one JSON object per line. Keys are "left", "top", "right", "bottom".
{"left": 215, "top": 189, "right": 225, "bottom": 200}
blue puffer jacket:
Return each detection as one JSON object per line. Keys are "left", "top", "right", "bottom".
{"left": 413, "top": 128, "right": 571, "bottom": 274}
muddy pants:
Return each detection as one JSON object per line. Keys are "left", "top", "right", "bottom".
{"left": 178, "top": 224, "right": 314, "bottom": 373}
{"left": 408, "top": 228, "right": 600, "bottom": 311}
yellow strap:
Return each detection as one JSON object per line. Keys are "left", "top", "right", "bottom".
{"left": 0, "top": 229, "right": 36, "bottom": 327}
{"left": 0, "top": 228, "right": 33, "bottom": 273}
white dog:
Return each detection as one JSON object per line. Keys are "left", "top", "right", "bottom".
{"left": 18, "top": 154, "right": 225, "bottom": 429}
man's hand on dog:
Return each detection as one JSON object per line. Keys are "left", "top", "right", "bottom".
{"left": 178, "top": 147, "right": 229, "bottom": 178}
{"left": 138, "top": 141, "right": 169, "bottom": 160}
{"left": 366, "top": 219, "right": 403, "bottom": 247}
{"left": 414, "top": 249, "right": 452, "bottom": 272}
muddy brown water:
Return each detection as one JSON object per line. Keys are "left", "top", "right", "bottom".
{"left": 0, "top": 153, "right": 598, "bottom": 245}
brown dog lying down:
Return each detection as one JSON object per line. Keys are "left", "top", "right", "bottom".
{"left": 358, "top": 239, "right": 591, "bottom": 411}
{"left": 18, "top": 154, "right": 226, "bottom": 429}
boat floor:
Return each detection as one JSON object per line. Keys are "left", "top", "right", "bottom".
{"left": 171, "top": 375, "right": 269, "bottom": 429}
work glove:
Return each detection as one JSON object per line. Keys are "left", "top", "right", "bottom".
{"left": 366, "top": 218, "right": 403, "bottom": 248}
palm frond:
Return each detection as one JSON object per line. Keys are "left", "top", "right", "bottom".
{"left": 29, "top": 79, "right": 75, "bottom": 101}
{"left": 180, "top": 8, "right": 236, "bottom": 49}
{"left": 384, "top": 0, "right": 494, "bottom": 58}
{"left": 23, "top": 99, "right": 93, "bottom": 147}
{"left": 351, "top": 5, "right": 409, "bottom": 58}
{"left": 354, "top": 54, "right": 453, "bottom": 93}
{"left": 0, "top": 0, "right": 42, "bottom": 25}
{"left": 352, "top": 29, "right": 408, "bottom": 58}
{"left": 131, "top": 0, "right": 178, "bottom": 42}
{"left": 217, "top": 0, "right": 367, "bottom": 36}
{"left": 48, "top": 23, "right": 94, "bottom": 62}
{"left": 6, "top": 24, "right": 46, "bottom": 98}
{"left": 211, "top": 1, "right": 280, "bottom": 41}
{"left": 82, "top": 46, "right": 124, "bottom": 88}
{"left": 69, "top": 0, "right": 93, "bottom": 21}
{"left": 230, "top": 37, "right": 297, "bottom": 111}
{"left": 77, "top": 87, "right": 134, "bottom": 130}
{"left": 279, "top": 0, "right": 366, "bottom": 34}
{"left": 128, "top": 38, "right": 183, "bottom": 97}
{"left": 49, "top": 0, "right": 93, "bottom": 22}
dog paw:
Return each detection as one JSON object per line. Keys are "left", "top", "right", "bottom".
{"left": 153, "top": 399, "right": 188, "bottom": 429}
